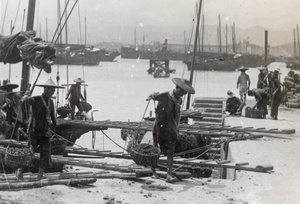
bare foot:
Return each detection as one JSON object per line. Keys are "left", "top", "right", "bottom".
{"left": 165, "top": 174, "right": 177, "bottom": 183}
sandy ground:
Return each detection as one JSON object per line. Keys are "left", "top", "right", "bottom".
{"left": 1, "top": 99, "right": 300, "bottom": 204}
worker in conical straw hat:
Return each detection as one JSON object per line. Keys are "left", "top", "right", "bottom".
{"left": 237, "top": 66, "right": 251, "bottom": 103}
{"left": 65, "top": 77, "right": 91, "bottom": 120}
{"left": 148, "top": 77, "right": 195, "bottom": 183}
{"left": 225, "top": 90, "right": 245, "bottom": 116}
{"left": 23, "top": 77, "right": 63, "bottom": 180}
{"left": 270, "top": 66, "right": 282, "bottom": 120}
{"left": 0, "top": 82, "right": 24, "bottom": 140}
{"left": 257, "top": 66, "right": 268, "bottom": 89}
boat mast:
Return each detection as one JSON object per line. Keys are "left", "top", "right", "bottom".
{"left": 134, "top": 28, "right": 137, "bottom": 50}
{"left": 225, "top": 24, "right": 228, "bottom": 54}
{"left": 264, "top": 30, "right": 268, "bottom": 69}
{"left": 232, "top": 23, "right": 236, "bottom": 53}
{"left": 201, "top": 14, "right": 204, "bottom": 52}
{"left": 218, "top": 15, "right": 222, "bottom": 53}
{"left": 20, "top": 0, "right": 36, "bottom": 93}
{"left": 46, "top": 17, "right": 48, "bottom": 41}
{"left": 186, "top": 0, "right": 202, "bottom": 110}
{"left": 297, "top": 25, "right": 300, "bottom": 58}
{"left": 293, "top": 28, "right": 297, "bottom": 57}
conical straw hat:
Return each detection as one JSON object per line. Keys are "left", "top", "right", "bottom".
{"left": 36, "top": 78, "right": 64, "bottom": 88}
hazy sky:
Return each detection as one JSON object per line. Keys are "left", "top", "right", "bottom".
{"left": 0, "top": 0, "right": 299, "bottom": 44}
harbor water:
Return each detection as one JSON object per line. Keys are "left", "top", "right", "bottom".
{"left": 0, "top": 58, "right": 293, "bottom": 152}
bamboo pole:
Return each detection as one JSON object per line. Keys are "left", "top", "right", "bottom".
{"left": 0, "top": 178, "right": 96, "bottom": 191}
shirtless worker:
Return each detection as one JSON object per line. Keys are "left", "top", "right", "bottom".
{"left": 237, "top": 66, "right": 251, "bottom": 103}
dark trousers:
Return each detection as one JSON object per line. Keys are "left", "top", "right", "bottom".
{"left": 257, "top": 95, "right": 269, "bottom": 115}
{"left": 70, "top": 100, "right": 84, "bottom": 119}
{"left": 31, "top": 130, "right": 51, "bottom": 169}
{"left": 271, "top": 91, "right": 281, "bottom": 118}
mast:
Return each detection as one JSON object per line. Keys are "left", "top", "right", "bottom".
{"left": 142, "top": 31, "right": 145, "bottom": 52}
{"left": 134, "top": 28, "right": 137, "bottom": 50}
{"left": 184, "top": 30, "right": 187, "bottom": 56}
{"left": 64, "top": 0, "right": 69, "bottom": 94}
{"left": 20, "top": 0, "right": 36, "bottom": 93}
{"left": 46, "top": 17, "right": 48, "bottom": 41}
{"left": 201, "top": 14, "right": 204, "bottom": 52}
{"left": 232, "top": 23, "right": 236, "bottom": 53}
{"left": 186, "top": 0, "right": 202, "bottom": 110}
{"left": 297, "top": 25, "right": 300, "bottom": 58}
{"left": 294, "top": 28, "right": 297, "bottom": 57}
{"left": 264, "top": 30, "right": 268, "bottom": 69}
{"left": 225, "top": 24, "right": 228, "bottom": 54}
{"left": 218, "top": 15, "right": 222, "bottom": 53}
{"left": 85, "top": 16, "right": 87, "bottom": 45}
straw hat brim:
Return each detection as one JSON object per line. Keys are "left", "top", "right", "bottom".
{"left": 0, "top": 84, "right": 19, "bottom": 90}
{"left": 74, "top": 78, "right": 85, "bottom": 83}
{"left": 258, "top": 67, "right": 266, "bottom": 71}
{"left": 172, "top": 78, "right": 195, "bottom": 94}
{"left": 237, "top": 67, "right": 249, "bottom": 71}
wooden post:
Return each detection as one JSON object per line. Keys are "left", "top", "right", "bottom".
{"left": 20, "top": 0, "right": 36, "bottom": 94}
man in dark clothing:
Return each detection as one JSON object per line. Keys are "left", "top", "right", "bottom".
{"left": 0, "top": 83, "right": 23, "bottom": 140}
{"left": 248, "top": 88, "right": 270, "bottom": 118}
{"left": 270, "top": 67, "right": 282, "bottom": 120}
{"left": 225, "top": 90, "right": 245, "bottom": 115}
{"left": 257, "top": 66, "right": 268, "bottom": 89}
{"left": 23, "top": 78, "right": 63, "bottom": 180}
{"left": 149, "top": 77, "right": 195, "bottom": 183}
{"left": 65, "top": 77, "right": 88, "bottom": 120}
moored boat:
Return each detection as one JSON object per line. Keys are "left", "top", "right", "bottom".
{"left": 53, "top": 44, "right": 101, "bottom": 65}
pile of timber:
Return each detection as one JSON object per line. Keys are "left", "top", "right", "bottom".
{"left": 284, "top": 74, "right": 300, "bottom": 108}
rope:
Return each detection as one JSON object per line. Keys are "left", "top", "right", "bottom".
{"left": 50, "top": 0, "right": 71, "bottom": 44}
{"left": 53, "top": 0, "right": 79, "bottom": 45}
{"left": 100, "top": 130, "right": 126, "bottom": 151}
{"left": 132, "top": 99, "right": 151, "bottom": 146}
{"left": 11, "top": 0, "right": 21, "bottom": 34}
{"left": 49, "top": 129, "right": 84, "bottom": 148}
{"left": 171, "top": 138, "right": 229, "bottom": 173}
{"left": 1, "top": 0, "right": 8, "bottom": 34}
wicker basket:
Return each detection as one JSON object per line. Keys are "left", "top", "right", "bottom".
{"left": 130, "top": 143, "right": 160, "bottom": 168}
{"left": 4, "top": 147, "right": 34, "bottom": 168}
{"left": 51, "top": 137, "right": 67, "bottom": 155}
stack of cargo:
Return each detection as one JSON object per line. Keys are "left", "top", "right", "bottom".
{"left": 284, "top": 71, "right": 300, "bottom": 108}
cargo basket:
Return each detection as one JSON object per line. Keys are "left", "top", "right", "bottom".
{"left": 4, "top": 146, "right": 34, "bottom": 168}
{"left": 130, "top": 143, "right": 160, "bottom": 168}
{"left": 51, "top": 136, "right": 68, "bottom": 155}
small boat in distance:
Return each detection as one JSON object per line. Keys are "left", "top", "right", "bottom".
{"left": 53, "top": 44, "right": 101, "bottom": 65}
{"left": 98, "top": 49, "right": 120, "bottom": 62}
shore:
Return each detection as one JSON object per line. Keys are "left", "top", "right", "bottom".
{"left": 1, "top": 98, "right": 300, "bottom": 204}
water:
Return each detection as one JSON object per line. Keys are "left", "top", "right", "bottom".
{"left": 0, "top": 58, "right": 293, "bottom": 151}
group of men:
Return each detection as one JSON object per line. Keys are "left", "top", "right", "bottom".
{"left": 226, "top": 66, "right": 282, "bottom": 120}
{"left": 0, "top": 77, "right": 88, "bottom": 180}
